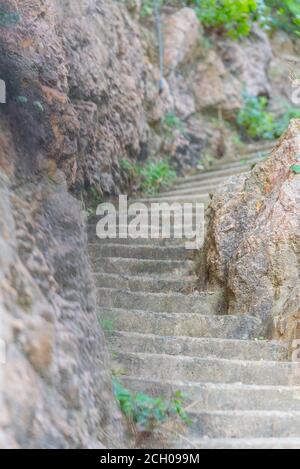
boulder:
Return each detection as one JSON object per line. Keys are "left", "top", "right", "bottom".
{"left": 163, "top": 8, "right": 200, "bottom": 75}
{"left": 205, "top": 120, "right": 300, "bottom": 342}
{"left": 192, "top": 50, "right": 242, "bottom": 114}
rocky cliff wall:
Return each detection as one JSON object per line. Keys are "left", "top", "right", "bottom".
{"left": 205, "top": 120, "right": 300, "bottom": 346}
{"left": 0, "top": 0, "right": 300, "bottom": 448}
{"left": 0, "top": 0, "right": 127, "bottom": 448}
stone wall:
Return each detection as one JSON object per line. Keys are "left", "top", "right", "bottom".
{"left": 205, "top": 120, "right": 300, "bottom": 344}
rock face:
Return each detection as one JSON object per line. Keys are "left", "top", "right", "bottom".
{"left": 205, "top": 120, "right": 300, "bottom": 341}
{"left": 163, "top": 7, "right": 200, "bottom": 75}
{"left": 0, "top": 119, "right": 124, "bottom": 449}
{"left": 0, "top": 0, "right": 125, "bottom": 449}
{"left": 1, "top": 0, "right": 300, "bottom": 449}
{"left": 0, "top": 0, "right": 165, "bottom": 196}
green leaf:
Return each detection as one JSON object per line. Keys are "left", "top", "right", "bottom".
{"left": 16, "top": 96, "right": 28, "bottom": 105}
{"left": 33, "top": 101, "right": 44, "bottom": 112}
{"left": 290, "top": 164, "right": 300, "bottom": 173}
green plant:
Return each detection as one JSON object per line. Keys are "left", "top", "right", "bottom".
{"left": 140, "top": 159, "right": 176, "bottom": 194}
{"left": 291, "top": 164, "right": 300, "bottom": 174}
{"left": 163, "top": 111, "right": 186, "bottom": 135}
{"left": 237, "top": 92, "right": 275, "bottom": 140}
{"left": 0, "top": 11, "right": 20, "bottom": 27}
{"left": 272, "top": 106, "right": 300, "bottom": 137}
{"left": 195, "top": 0, "right": 259, "bottom": 39}
{"left": 237, "top": 94, "right": 300, "bottom": 140}
{"left": 141, "top": 0, "right": 166, "bottom": 17}
{"left": 120, "top": 158, "right": 141, "bottom": 181}
{"left": 83, "top": 187, "right": 103, "bottom": 219}
{"left": 121, "top": 157, "right": 176, "bottom": 195}
{"left": 263, "top": 0, "right": 300, "bottom": 36}
{"left": 113, "top": 379, "right": 191, "bottom": 431}
{"left": 100, "top": 318, "right": 114, "bottom": 332}
{"left": 140, "top": 0, "right": 300, "bottom": 37}
{"left": 16, "top": 96, "right": 28, "bottom": 105}
{"left": 33, "top": 101, "right": 44, "bottom": 112}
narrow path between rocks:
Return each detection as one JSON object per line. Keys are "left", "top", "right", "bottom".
{"left": 88, "top": 145, "right": 300, "bottom": 449}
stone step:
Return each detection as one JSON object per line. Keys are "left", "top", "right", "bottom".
{"left": 134, "top": 194, "right": 210, "bottom": 204}
{"left": 162, "top": 171, "right": 254, "bottom": 194}
{"left": 188, "top": 438, "right": 300, "bottom": 449}
{"left": 108, "top": 331, "right": 289, "bottom": 361}
{"left": 114, "top": 352, "right": 300, "bottom": 386}
{"left": 91, "top": 257, "right": 194, "bottom": 276}
{"left": 202, "top": 148, "right": 270, "bottom": 169}
{"left": 211, "top": 153, "right": 267, "bottom": 170}
{"left": 89, "top": 244, "right": 190, "bottom": 261}
{"left": 121, "top": 377, "right": 300, "bottom": 411}
{"left": 159, "top": 176, "right": 246, "bottom": 196}
{"left": 174, "top": 161, "right": 259, "bottom": 185}
{"left": 92, "top": 227, "right": 201, "bottom": 243}
{"left": 97, "top": 288, "right": 220, "bottom": 315}
{"left": 99, "top": 308, "right": 263, "bottom": 339}
{"left": 157, "top": 185, "right": 229, "bottom": 198}
{"left": 87, "top": 231, "right": 187, "bottom": 245}
{"left": 93, "top": 273, "right": 197, "bottom": 294}
{"left": 160, "top": 182, "right": 233, "bottom": 197}
{"left": 187, "top": 410, "right": 300, "bottom": 439}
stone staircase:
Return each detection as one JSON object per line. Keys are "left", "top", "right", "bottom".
{"left": 88, "top": 147, "right": 300, "bottom": 449}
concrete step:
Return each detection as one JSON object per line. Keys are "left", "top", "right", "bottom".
{"left": 188, "top": 438, "right": 300, "bottom": 449}
{"left": 97, "top": 288, "right": 219, "bottom": 315}
{"left": 210, "top": 154, "right": 266, "bottom": 170}
{"left": 134, "top": 194, "right": 210, "bottom": 204}
{"left": 108, "top": 331, "right": 289, "bottom": 361}
{"left": 160, "top": 173, "right": 247, "bottom": 196}
{"left": 87, "top": 231, "right": 187, "bottom": 245}
{"left": 121, "top": 377, "right": 300, "bottom": 411}
{"left": 88, "top": 244, "right": 190, "bottom": 261}
{"left": 93, "top": 273, "right": 197, "bottom": 294}
{"left": 174, "top": 162, "right": 257, "bottom": 186}
{"left": 99, "top": 308, "right": 263, "bottom": 339}
{"left": 114, "top": 352, "right": 300, "bottom": 386}
{"left": 163, "top": 174, "right": 237, "bottom": 193}
{"left": 157, "top": 186, "right": 223, "bottom": 198}
{"left": 91, "top": 257, "right": 194, "bottom": 276}
{"left": 188, "top": 410, "right": 300, "bottom": 439}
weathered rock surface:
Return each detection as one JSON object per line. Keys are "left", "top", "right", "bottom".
{"left": 1, "top": 0, "right": 300, "bottom": 450}
{"left": 0, "top": 0, "right": 126, "bottom": 448}
{"left": 163, "top": 7, "right": 200, "bottom": 75}
{"left": 205, "top": 120, "right": 300, "bottom": 341}
{"left": 0, "top": 124, "right": 124, "bottom": 448}
{"left": 0, "top": 0, "right": 169, "bottom": 196}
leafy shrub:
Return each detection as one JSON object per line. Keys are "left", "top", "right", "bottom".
{"left": 140, "top": 0, "right": 155, "bottom": 17}
{"left": 82, "top": 187, "right": 103, "bottom": 219}
{"left": 120, "top": 158, "right": 141, "bottom": 183}
{"left": 195, "top": 0, "right": 259, "bottom": 38}
{"left": 113, "top": 379, "right": 191, "bottom": 430}
{"left": 237, "top": 92, "right": 300, "bottom": 140}
{"left": 237, "top": 92, "right": 275, "bottom": 140}
{"left": 121, "top": 158, "right": 176, "bottom": 194}
{"left": 273, "top": 106, "right": 300, "bottom": 136}
{"left": 140, "top": 0, "right": 300, "bottom": 37}
{"left": 140, "top": 159, "right": 176, "bottom": 194}
{"left": 264, "top": 0, "right": 300, "bottom": 36}
{"left": 163, "top": 111, "right": 186, "bottom": 135}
